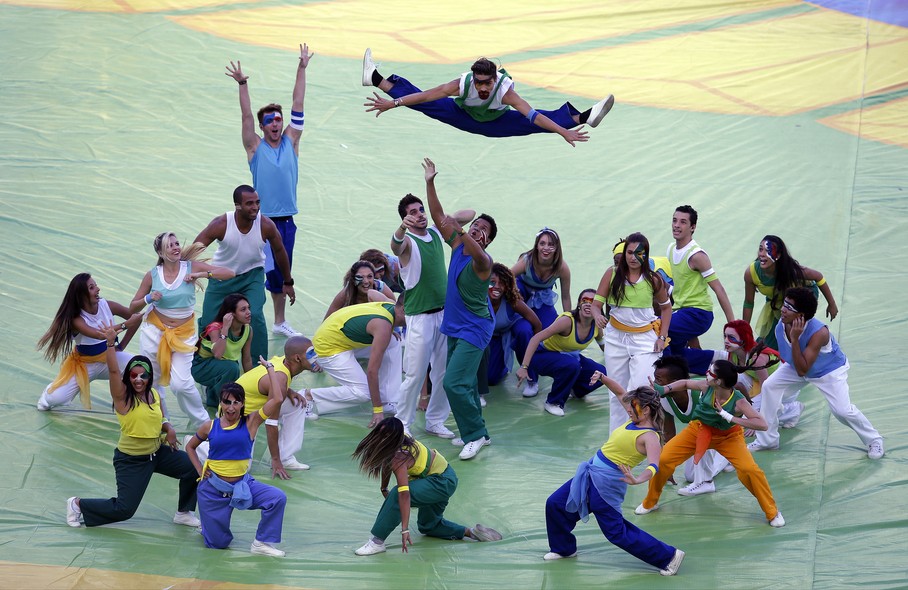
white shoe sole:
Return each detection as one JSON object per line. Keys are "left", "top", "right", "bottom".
{"left": 362, "top": 48, "right": 376, "bottom": 86}
{"left": 588, "top": 94, "right": 615, "bottom": 128}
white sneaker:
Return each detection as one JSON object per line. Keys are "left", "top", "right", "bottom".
{"left": 781, "top": 401, "right": 805, "bottom": 428}
{"left": 868, "top": 439, "right": 885, "bottom": 460}
{"left": 282, "top": 457, "right": 310, "bottom": 471}
{"left": 425, "top": 423, "right": 456, "bottom": 439}
{"left": 471, "top": 523, "right": 502, "bottom": 542}
{"left": 522, "top": 380, "right": 539, "bottom": 398}
{"left": 769, "top": 512, "right": 786, "bottom": 528}
{"left": 678, "top": 480, "right": 716, "bottom": 497}
{"left": 37, "top": 394, "right": 51, "bottom": 411}
{"left": 451, "top": 437, "right": 465, "bottom": 447}
{"left": 304, "top": 398, "right": 319, "bottom": 421}
{"left": 659, "top": 549, "right": 685, "bottom": 576}
{"left": 634, "top": 502, "right": 658, "bottom": 515}
{"left": 543, "top": 551, "right": 577, "bottom": 561}
{"left": 362, "top": 48, "right": 378, "bottom": 87}
{"left": 173, "top": 511, "right": 201, "bottom": 527}
{"left": 544, "top": 403, "right": 565, "bottom": 417}
{"left": 355, "top": 538, "right": 386, "bottom": 556}
{"left": 66, "top": 497, "right": 82, "bottom": 527}
{"left": 480, "top": 394, "right": 487, "bottom": 408}
{"left": 383, "top": 402, "right": 397, "bottom": 414}
{"left": 251, "top": 539, "right": 286, "bottom": 557}
{"left": 272, "top": 322, "right": 301, "bottom": 337}
{"left": 747, "top": 441, "right": 778, "bottom": 452}
{"left": 588, "top": 94, "right": 615, "bottom": 128}
{"left": 459, "top": 437, "right": 491, "bottom": 460}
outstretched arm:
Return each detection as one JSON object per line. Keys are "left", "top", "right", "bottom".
{"left": 225, "top": 60, "right": 259, "bottom": 160}
{"left": 286, "top": 43, "right": 312, "bottom": 153}
{"left": 423, "top": 158, "right": 457, "bottom": 247}
{"left": 588, "top": 370, "right": 627, "bottom": 398}
{"left": 502, "top": 88, "right": 588, "bottom": 147}
{"left": 365, "top": 80, "right": 459, "bottom": 117}
{"left": 742, "top": 266, "right": 757, "bottom": 323}
{"left": 516, "top": 316, "right": 572, "bottom": 384}
{"left": 803, "top": 266, "right": 838, "bottom": 320}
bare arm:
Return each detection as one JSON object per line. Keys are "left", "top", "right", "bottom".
{"left": 689, "top": 251, "right": 734, "bottom": 323}
{"left": 391, "top": 458, "right": 413, "bottom": 553}
{"left": 502, "top": 88, "right": 588, "bottom": 147}
{"left": 129, "top": 272, "right": 156, "bottom": 313}
{"left": 516, "top": 316, "right": 573, "bottom": 383}
{"left": 588, "top": 371, "right": 628, "bottom": 398}
{"left": 285, "top": 43, "right": 312, "bottom": 153}
{"left": 225, "top": 60, "right": 260, "bottom": 160}
{"left": 192, "top": 215, "right": 228, "bottom": 249}
{"left": 262, "top": 216, "right": 296, "bottom": 305}
{"left": 558, "top": 263, "right": 572, "bottom": 313}
{"left": 423, "top": 158, "right": 452, "bottom": 241}
{"left": 365, "top": 80, "right": 459, "bottom": 117}
{"left": 802, "top": 266, "right": 838, "bottom": 320}
{"left": 620, "top": 431, "right": 662, "bottom": 485}
{"left": 592, "top": 267, "right": 612, "bottom": 329}
{"left": 731, "top": 397, "right": 767, "bottom": 431}
{"left": 365, "top": 322, "right": 393, "bottom": 427}
{"left": 513, "top": 298, "right": 543, "bottom": 333}
{"left": 248, "top": 357, "right": 286, "bottom": 432}
{"left": 452, "top": 209, "right": 476, "bottom": 226}
{"left": 324, "top": 289, "right": 347, "bottom": 319}
{"left": 186, "top": 421, "right": 213, "bottom": 476}
{"left": 240, "top": 329, "right": 253, "bottom": 373}
{"left": 654, "top": 277, "right": 672, "bottom": 353}
{"left": 743, "top": 266, "right": 756, "bottom": 323}
{"left": 789, "top": 317, "right": 824, "bottom": 376}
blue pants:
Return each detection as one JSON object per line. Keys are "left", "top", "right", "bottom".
{"left": 387, "top": 75, "right": 580, "bottom": 138}
{"left": 80, "top": 446, "right": 197, "bottom": 527}
{"left": 264, "top": 216, "right": 296, "bottom": 294}
{"left": 444, "top": 337, "right": 488, "bottom": 444}
{"left": 545, "top": 479, "right": 675, "bottom": 568}
{"left": 371, "top": 466, "right": 466, "bottom": 541}
{"left": 682, "top": 347, "right": 715, "bottom": 376}
{"left": 530, "top": 351, "right": 606, "bottom": 407}
{"left": 197, "top": 476, "right": 286, "bottom": 549}
{"left": 667, "top": 307, "right": 714, "bottom": 354}
{"left": 200, "top": 267, "right": 268, "bottom": 363}
{"left": 479, "top": 318, "right": 536, "bottom": 392}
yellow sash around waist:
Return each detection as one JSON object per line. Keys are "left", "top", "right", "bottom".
{"left": 609, "top": 316, "right": 661, "bottom": 335}
{"left": 48, "top": 350, "right": 107, "bottom": 409}
{"left": 146, "top": 312, "right": 196, "bottom": 387}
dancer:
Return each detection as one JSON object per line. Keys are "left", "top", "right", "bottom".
{"left": 225, "top": 43, "right": 311, "bottom": 337}
{"left": 511, "top": 227, "right": 572, "bottom": 396}
{"left": 131, "top": 232, "right": 234, "bottom": 429}
{"left": 360, "top": 248, "right": 404, "bottom": 293}
{"left": 351, "top": 417, "right": 503, "bottom": 556}
{"left": 637, "top": 360, "right": 785, "bottom": 527}
{"left": 37, "top": 273, "right": 139, "bottom": 411}
{"left": 192, "top": 293, "right": 253, "bottom": 408}
{"left": 424, "top": 158, "right": 496, "bottom": 460}
{"left": 66, "top": 324, "right": 199, "bottom": 529}
{"left": 362, "top": 50, "right": 613, "bottom": 146}
{"left": 743, "top": 235, "right": 838, "bottom": 349}
{"left": 748, "top": 288, "right": 883, "bottom": 459}
{"left": 544, "top": 380, "right": 684, "bottom": 575}
{"left": 516, "top": 290, "right": 606, "bottom": 417}
{"left": 324, "top": 260, "right": 397, "bottom": 317}
{"left": 186, "top": 359, "right": 288, "bottom": 557}
{"left": 592, "top": 232, "right": 672, "bottom": 433}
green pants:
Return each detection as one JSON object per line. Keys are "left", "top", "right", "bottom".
{"left": 371, "top": 466, "right": 466, "bottom": 541}
{"left": 199, "top": 267, "right": 268, "bottom": 363}
{"left": 191, "top": 354, "right": 241, "bottom": 407}
{"left": 443, "top": 337, "right": 488, "bottom": 443}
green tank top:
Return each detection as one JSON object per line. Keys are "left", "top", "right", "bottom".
{"left": 198, "top": 324, "right": 250, "bottom": 361}
{"left": 314, "top": 302, "right": 395, "bottom": 357}
{"left": 404, "top": 229, "right": 446, "bottom": 314}
{"left": 457, "top": 260, "right": 492, "bottom": 320}
{"left": 606, "top": 274, "right": 656, "bottom": 308}
{"left": 691, "top": 387, "right": 745, "bottom": 429}
{"left": 453, "top": 70, "right": 511, "bottom": 122}
{"left": 668, "top": 241, "right": 713, "bottom": 311}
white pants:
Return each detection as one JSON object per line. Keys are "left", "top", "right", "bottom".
{"left": 310, "top": 346, "right": 397, "bottom": 415}
{"left": 396, "top": 312, "right": 450, "bottom": 431}
{"left": 604, "top": 326, "right": 661, "bottom": 433}
{"left": 39, "top": 350, "right": 134, "bottom": 409}
{"left": 140, "top": 321, "right": 210, "bottom": 429}
{"left": 684, "top": 450, "right": 730, "bottom": 484}
{"left": 353, "top": 336, "right": 403, "bottom": 407}
{"left": 754, "top": 361, "right": 881, "bottom": 449}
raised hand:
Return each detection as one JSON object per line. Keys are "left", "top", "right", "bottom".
{"left": 225, "top": 60, "right": 248, "bottom": 84}
{"left": 299, "top": 43, "right": 313, "bottom": 68}
{"left": 422, "top": 157, "right": 438, "bottom": 182}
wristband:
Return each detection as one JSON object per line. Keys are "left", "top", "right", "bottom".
{"left": 521, "top": 365, "right": 529, "bottom": 370}
{"left": 373, "top": 406, "right": 383, "bottom": 414}
{"left": 393, "top": 98, "right": 402, "bottom": 107}
{"left": 107, "top": 342, "right": 116, "bottom": 348}
{"left": 815, "top": 277, "right": 827, "bottom": 287}
{"left": 207, "top": 270, "right": 213, "bottom": 279}
{"left": 392, "top": 232, "right": 405, "bottom": 244}
{"left": 264, "top": 418, "right": 279, "bottom": 426}
{"left": 645, "top": 464, "right": 658, "bottom": 476}
{"left": 283, "top": 279, "right": 295, "bottom": 286}
{"left": 526, "top": 108, "right": 539, "bottom": 123}
{"left": 401, "top": 529, "right": 410, "bottom": 534}
{"left": 743, "top": 301, "right": 755, "bottom": 310}
{"left": 219, "top": 334, "right": 227, "bottom": 340}
{"left": 238, "top": 80, "right": 247, "bottom": 85}
{"left": 397, "top": 486, "right": 409, "bottom": 493}
{"left": 594, "top": 294, "right": 608, "bottom": 304}
{"left": 144, "top": 293, "right": 153, "bottom": 305}
{"left": 718, "top": 409, "right": 734, "bottom": 422}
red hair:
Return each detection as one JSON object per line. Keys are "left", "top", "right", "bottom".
{"left": 724, "top": 320, "right": 756, "bottom": 352}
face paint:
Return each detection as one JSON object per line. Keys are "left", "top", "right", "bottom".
{"left": 262, "top": 112, "right": 283, "bottom": 126}
{"left": 762, "top": 240, "right": 779, "bottom": 262}
{"left": 633, "top": 243, "right": 646, "bottom": 266}
{"left": 353, "top": 274, "right": 367, "bottom": 286}
{"left": 632, "top": 399, "right": 645, "bottom": 419}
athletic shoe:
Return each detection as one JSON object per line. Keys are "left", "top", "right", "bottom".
{"left": 769, "top": 512, "right": 786, "bottom": 528}
{"left": 543, "top": 551, "right": 577, "bottom": 561}
{"left": 425, "top": 423, "right": 456, "bottom": 439}
{"left": 451, "top": 438, "right": 465, "bottom": 447}
{"left": 459, "top": 437, "right": 491, "bottom": 460}
{"left": 304, "top": 398, "right": 319, "bottom": 421}
{"left": 173, "top": 511, "right": 201, "bottom": 527}
{"left": 282, "top": 457, "right": 310, "bottom": 471}
{"left": 480, "top": 394, "right": 487, "bottom": 408}
{"left": 37, "top": 394, "right": 50, "bottom": 411}
{"left": 354, "top": 538, "right": 386, "bottom": 556}
{"left": 471, "top": 523, "right": 503, "bottom": 542}
{"left": 588, "top": 94, "right": 615, "bottom": 128}
{"left": 747, "top": 441, "right": 778, "bottom": 452}
{"left": 544, "top": 403, "right": 565, "bottom": 417}
{"left": 678, "top": 481, "right": 716, "bottom": 497}
{"left": 522, "top": 380, "right": 539, "bottom": 398}
{"left": 634, "top": 502, "right": 658, "bottom": 515}
{"left": 383, "top": 402, "right": 397, "bottom": 414}
{"left": 723, "top": 463, "right": 736, "bottom": 473}
{"left": 251, "top": 539, "right": 286, "bottom": 557}
{"left": 659, "top": 549, "right": 685, "bottom": 576}
{"left": 868, "top": 439, "right": 885, "bottom": 460}
{"left": 272, "top": 322, "right": 301, "bottom": 338}
{"left": 66, "top": 497, "right": 82, "bottom": 527}
{"left": 781, "top": 401, "right": 805, "bottom": 428}
{"left": 362, "top": 48, "right": 378, "bottom": 87}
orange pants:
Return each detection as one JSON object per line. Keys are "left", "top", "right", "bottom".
{"left": 642, "top": 421, "right": 779, "bottom": 521}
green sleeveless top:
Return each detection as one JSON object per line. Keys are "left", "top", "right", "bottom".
{"left": 454, "top": 69, "right": 511, "bottom": 122}
{"left": 404, "top": 228, "right": 446, "bottom": 314}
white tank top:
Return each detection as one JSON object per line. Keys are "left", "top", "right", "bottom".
{"left": 211, "top": 211, "right": 266, "bottom": 275}
{"left": 74, "top": 298, "right": 115, "bottom": 346}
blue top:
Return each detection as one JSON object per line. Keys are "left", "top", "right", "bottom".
{"left": 517, "top": 254, "right": 559, "bottom": 310}
{"left": 249, "top": 134, "right": 298, "bottom": 217}
{"left": 208, "top": 417, "right": 254, "bottom": 461}
{"left": 493, "top": 300, "right": 520, "bottom": 335}
{"left": 775, "top": 318, "right": 846, "bottom": 378}
{"left": 441, "top": 244, "right": 493, "bottom": 350}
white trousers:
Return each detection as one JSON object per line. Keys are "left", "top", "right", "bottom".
{"left": 604, "top": 326, "right": 661, "bottom": 433}
{"left": 395, "top": 312, "right": 450, "bottom": 430}
{"left": 353, "top": 336, "right": 403, "bottom": 407}
{"left": 140, "top": 321, "right": 210, "bottom": 429}
{"left": 754, "top": 361, "right": 881, "bottom": 449}
{"left": 310, "top": 344, "right": 399, "bottom": 415}
{"left": 39, "top": 350, "right": 134, "bottom": 409}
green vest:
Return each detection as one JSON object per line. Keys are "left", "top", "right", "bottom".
{"left": 404, "top": 228, "right": 446, "bottom": 315}
{"left": 668, "top": 241, "right": 713, "bottom": 311}
{"left": 197, "top": 325, "right": 250, "bottom": 361}
{"left": 453, "top": 69, "right": 511, "bottom": 122}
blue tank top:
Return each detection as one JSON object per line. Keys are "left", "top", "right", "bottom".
{"left": 151, "top": 261, "right": 196, "bottom": 310}
{"left": 249, "top": 134, "right": 298, "bottom": 217}
{"left": 775, "top": 318, "right": 846, "bottom": 378}
{"left": 441, "top": 244, "right": 493, "bottom": 350}
{"left": 208, "top": 417, "right": 254, "bottom": 461}
{"left": 493, "top": 301, "right": 519, "bottom": 335}
{"left": 518, "top": 254, "right": 559, "bottom": 310}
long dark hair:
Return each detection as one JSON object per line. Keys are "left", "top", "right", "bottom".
{"left": 523, "top": 227, "right": 563, "bottom": 276}
{"left": 37, "top": 273, "right": 93, "bottom": 363}
{"left": 219, "top": 382, "right": 249, "bottom": 425}
{"left": 491, "top": 263, "right": 521, "bottom": 306}
{"left": 120, "top": 355, "right": 156, "bottom": 412}
{"left": 342, "top": 260, "right": 377, "bottom": 307}
{"left": 607, "top": 232, "right": 662, "bottom": 305}
{"left": 761, "top": 235, "right": 807, "bottom": 311}
{"left": 352, "top": 417, "right": 417, "bottom": 479}
{"left": 712, "top": 359, "right": 756, "bottom": 403}
{"left": 625, "top": 386, "right": 664, "bottom": 440}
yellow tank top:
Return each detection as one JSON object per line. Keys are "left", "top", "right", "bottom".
{"left": 236, "top": 356, "right": 292, "bottom": 414}
{"left": 541, "top": 312, "right": 602, "bottom": 352}
{"left": 313, "top": 302, "right": 394, "bottom": 357}
{"left": 406, "top": 440, "right": 448, "bottom": 478}
{"left": 116, "top": 390, "right": 164, "bottom": 456}
{"left": 599, "top": 420, "right": 655, "bottom": 466}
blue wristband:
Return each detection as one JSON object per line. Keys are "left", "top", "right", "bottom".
{"left": 144, "top": 293, "right": 152, "bottom": 305}
{"left": 526, "top": 109, "right": 539, "bottom": 123}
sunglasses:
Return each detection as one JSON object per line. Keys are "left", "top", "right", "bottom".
{"left": 129, "top": 371, "right": 150, "bottom": 381}
{"left": 220, "top": 399, "right": 243, "bottom": 406}
{"left": 781, "top": 301, "right": 798, "bottom": 313}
